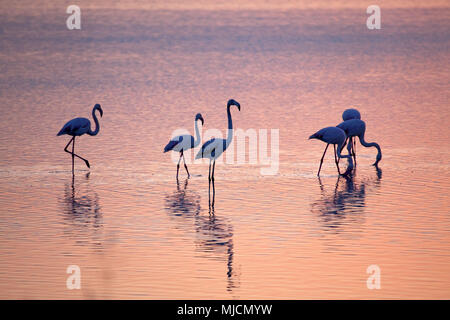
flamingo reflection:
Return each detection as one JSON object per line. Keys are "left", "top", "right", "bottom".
{"left": 61, "top": 173, "right": 103, "bottom": 249}
{"left": 165, "top": 180, "right": 239, "bottom": 293}
{"left": 165, "top": 179, "right": 201, "bottom": 217}
{"left": 311, "top": 168, "right": 382, "bottom": 232}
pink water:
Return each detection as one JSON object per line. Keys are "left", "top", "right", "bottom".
{"left": 0, "top": 1, "right": 449, "bottom": 299}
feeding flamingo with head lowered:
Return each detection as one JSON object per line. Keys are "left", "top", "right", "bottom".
{"left": 57, "top": 104, "right": 103, "bottom": 174}
{"left": 336, "top": 119, "right": 382, "bottom": 168}
{"left": 164, "top": 113, "right": 204, "bottom": 180}
{"left": 309, "top": 126, "right": 353, "bottom": 176}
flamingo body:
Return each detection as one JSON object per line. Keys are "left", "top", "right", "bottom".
{"left": 164, "top": 135, "right": 196, "bottom": 153}
{"left": 164, "top": 113, "right": 204, "bottom": 179}
{"left": 309, "top": 126, "right": 353, "bottom": 176}
{"left": 310, "top": 126, "right": 347, "bottom": 145}
{"left": 336, "top": 119, "right": 382, "bottom": 166}
{"left": 58, "top": 118, "right": 92, "bottom": 137}
{"left": 195, "top": 138, "right": 227, "bottom": 160}
{"left": 57, "top": 104, "right": 103, "bottom": 173}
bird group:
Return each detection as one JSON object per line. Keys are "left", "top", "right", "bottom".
{"left": 309, "top": 108, "right": 382, "bottom": 177}
{"left": 57, "top": 102, "right": 381, "bottom": 182}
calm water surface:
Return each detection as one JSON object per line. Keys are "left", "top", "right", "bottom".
{"left": 0, "top": 1, "right": 449, "bottom": 298}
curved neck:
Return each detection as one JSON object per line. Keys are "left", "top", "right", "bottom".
{"left": 225, "top": 104, "right": 233, "bottom": 148}
{"left": 88, "top": 108, "right": 100, "bottom": 136}
{"left": 358, "top": 132, "right": 382, "bottom": 160}
{"left": 193, "top": 119, "right": 201, "bottom": 147}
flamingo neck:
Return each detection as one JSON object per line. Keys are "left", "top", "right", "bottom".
{"left": 358, "top": 131, "right": 382, "bottom": 165}
{"left": 88, "top": 108, "right": 100, "bottom": 136}
{"left": 225, "top": 104, "right": 233, "bottom": 148}
{"left": 193, "top": 119, "right": 201, "bottom": 147}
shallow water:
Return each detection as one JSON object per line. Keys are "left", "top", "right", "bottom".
{"left": 0, "top": 1, "right": 449, "bottom": 299}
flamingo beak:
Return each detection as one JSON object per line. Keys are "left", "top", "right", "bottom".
{"left": 99, "top": 108, "right": 103, "bottom": 117}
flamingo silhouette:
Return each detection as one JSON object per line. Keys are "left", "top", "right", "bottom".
{"left": 196, "top": 99, "right": 240, "bottom": 206}
{"left": 309, "top": 126, "right": 353, "bottom": 176}
{"left": 57, "top": 104, "right": 103, "bottom": 174}
{"left": 164, "top": 113, "right": 204, "bottom": 180}
{"left": 341, "top": 108, "right": 361, "bottom": 164}
{"left": 196, "top": 99, "right": 240, "bottom": 181}
{"left": 336, "top": 119, "right": 382, "bottom": 167}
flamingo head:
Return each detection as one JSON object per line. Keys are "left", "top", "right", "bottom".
{"left": 309, "top": 128, "right": 325, "bottom": 141}
{"left": 373, "top": 152, "right": 382, "bottom": 167}
{"left": 94, "top": 104, "right": 103, "bottom": 117}
{"left": 227, "top": 99, "right": 241, "bottom": 111}
{"left": 195, "top": 113, "right": 204, "bottom": 125}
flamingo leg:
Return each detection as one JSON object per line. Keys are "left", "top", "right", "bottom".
{"left": 181, "top": 150, "right": 190, "bottom": 178}
{"left": 72, "top": 137, "right": 75, "bottom": 175}
{"left": 64, "top": 137, "right": 75, "bottom": 174}
{"left": 339, "top": 136, "right": 356, "bottom": 166}
{"left": 211, "top": 160, "right": 216, "bottom": 206}
{"left": 317, "top": 143, "right": 329, "bottom": 176}
{"left": 208, "top": 160, "right": 212, "bottom": 182}
{"left": 333, "top": 144, "right": 341, "bottom": 175}
{"left": 346, "top": 137, "right": 354, "bottom": 166}
{"left": 208, "top": 160, "right": 212, "bottom": 205}
{"left": 176, "top": 152, "right": 182, "bottom": 180}
{"left": 64, "top": 137, "right": 90, "bottom": 172}
{"left": 340, "top": 137, "right": 348, "bottom": 152}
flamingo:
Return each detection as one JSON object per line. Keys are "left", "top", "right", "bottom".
{"left": 164, "top": 113, "right": 204, "bottom": 180}
{"left": 336, "top": 119, "right": 382, "bottom": 167}
{"left": 195, "top": 99, "right": 240, "bottom": 182}
{"left": 57, "top": 104, "right": 103, "bottom": 174}
{"left": 309, "top": 126, "right": 353, "bottom": 176}
{"left": 196, "top": 99, "right": 240, "bottom": 207}
{"left": 341, "top": 108, "right": 361, "bottom": 164}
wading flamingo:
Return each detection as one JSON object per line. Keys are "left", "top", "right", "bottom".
{"left": 164, "top": 113, "right": 204, "bottom": 180}
{"left": 196, "top": 99, "right": 240, "bottom": 181}
{"left": 336, "top": 119, "right": 382, "bottom": 167}
{"left": 196, "top": 99, "right": 240, "bottom": 206}
{"left": 309, "top": 126, "right": 353, "bottom": 176}
{"left": 57, "top": 104, "right": 103, "bottom": 174}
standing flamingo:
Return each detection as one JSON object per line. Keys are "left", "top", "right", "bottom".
{"left": 164, "top": 113, "right": 204, "bottom": 180}
{"left": 341, "top": 108, "right": 361, "bottom": 164}
{"left": 57, "top": 104, "right": 103, "bottom": 174}
{"left": 196, "top": 99, "right": 240, "bottom": 206}
{"left": 336, "top": 119, "right": 382, "bottom": 167}
{"left": 196, "top": 99, "right": 240, "bottom": 181}
{"left": 309, "top": 126, "right": 353, "bottom": 176}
